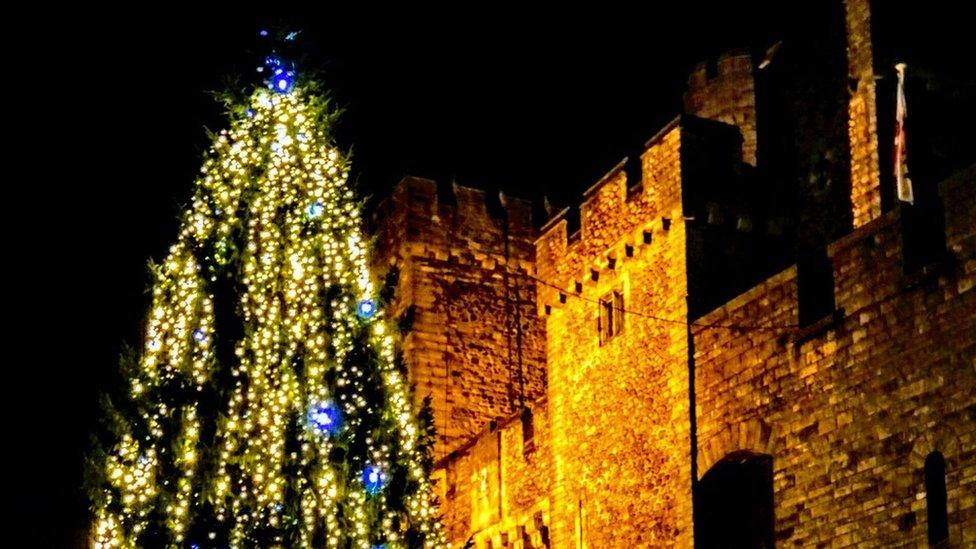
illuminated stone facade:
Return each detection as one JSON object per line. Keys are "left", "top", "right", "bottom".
{"left": 374, "top": 0, "right": 975, "bottom": 546}
{"left": 373, "top": 178, "right": 547, "bottom": 460}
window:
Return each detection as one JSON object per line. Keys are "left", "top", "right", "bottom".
{"left": 925, "top": 451, "right": 949, "bottom": 546}
{"left": 598, "top": 290, "right": 624, "bottom": 344}
{"left": 521, "top": 407, "right": 535, "bottom": 454}
{"left": 797, "top": 246, "right": 835, "bottom": 327}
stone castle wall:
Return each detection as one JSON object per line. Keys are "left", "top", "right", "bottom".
{"left": 533, "top": 121, "right": 707, "bottom": 548}
{"left": 684, "top": 50, "right": 757, "bottom": 166}
{"left": 693, "top": 170, "right": 975, "bottom": 546}
{"left": 373, "top": 177, "right": 547, "bottom": 460}
{"left": 372, "top": 0, "right": 975, "bottom": 545}
{"left": 432, "top": 398, "right": 553, "bottom": 548}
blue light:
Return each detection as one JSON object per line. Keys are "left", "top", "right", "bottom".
{"left": 307, "top": 200, "right": 324, "bottom": 218}
{"left": 274, "top": 72, "right": 294, "bottom": 94}
{"left": 192, "top": 328, "right": 207, "bottom": 343}
{"left": 259, "top": 29, "right": 269, "bottom": 37}
{"left": 307, "top": 400, "right": 341, "bottom": 436}
{"left": 362, "top": 465, "right": 386, "bottom": 495}
{"left": 262, "top": 55, "right": 295, "bottom": 94}
{"left": 357, "top": 299, "right": 376, "bottom": 320}
{"left": 285, "top": 31, "right": 300, "bottom": 42}
{"left": 246, "top": 109, "right": 255, "bottom": 118}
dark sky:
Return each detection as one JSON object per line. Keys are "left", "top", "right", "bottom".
{"left": 26, "top": 3, "right": 971, "bottom": 546}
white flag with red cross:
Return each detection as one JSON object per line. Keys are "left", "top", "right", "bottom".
{"left": 894, "top": 62, "right": 914, "bottom": 204}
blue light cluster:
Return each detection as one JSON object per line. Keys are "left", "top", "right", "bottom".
{"left": 357, "top": 299, "right": 376, "bottom": 320}
{"left": 362, "top": 465, "right": 386, "bottom": 495}
{"left": 192, "top": 328, "right": 207, "bottom": 343}
{"left": 263, "top": 55, "right": 295, "bottom": 94}
{"left": 307, "top": 400, "right": 341, "bottom": 436}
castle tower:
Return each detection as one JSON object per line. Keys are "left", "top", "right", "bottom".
{"left": 373, "top": 177, "right": 547, "bottom": 460}
{"left": 535, "top": 115, "right": 747, "bottom": 547}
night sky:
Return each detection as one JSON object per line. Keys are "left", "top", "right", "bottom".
{"left": 27, "top": 3, "right": 972, "bottom": 546}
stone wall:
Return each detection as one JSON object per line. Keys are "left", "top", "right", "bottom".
{"left": 684, "top": 50, "right": 757, "bottom": 166}
{"left": 692, "top": 170, "right": 975, "bottom": 546}
{"left": 534, "top": 120, "right": 704, "bottom": 548}
{"left": 370, "top": 2, "right": 974, "bottom": 545}
{"left": 433, "top": 399, "right": 553, "bottom": 547}
{"left": 845, "top": 0, "right": 883, "bottom": 227}
{"left": 373, "top": 177, "right": 547, "bottom": 460}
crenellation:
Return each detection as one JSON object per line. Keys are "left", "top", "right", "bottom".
{"left": 373, "top": 3, "right": 975, "bottom": 545}
{"left": 692, "top": 164, "right": 974, "bottom": 546}
{"left": 684, "top": 50, "right": 757, "bottom": 165}
{"left": 375, "top": 176, "right": 547, "bottom": 462}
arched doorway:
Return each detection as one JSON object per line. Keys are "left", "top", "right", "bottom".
{"left": 695, "top": 451, "right": 775, "bottom": 548}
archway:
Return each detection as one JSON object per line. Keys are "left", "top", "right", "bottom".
{"left": 695, "top": 450, "right": 774, "bottom": 548}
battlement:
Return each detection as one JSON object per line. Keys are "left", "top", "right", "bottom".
{"left": 375, "top": 176, "right": 536, "bottom": 273}
{"left": 372, "top": 175, "right": 548, "bottom": 462}
{"left": 536, "top": 118, "right": 674, "bottom": 276}
{"left": 690, "top": 164, "right": 974, "bottom": 546}
{"left": 690, "top": 164, "right": 973, "bottom": 344}
{"left": 684, "top": 49, "right": 757, "bottom": 166}
{"left": 535, "top": 115, "right": 745, "bottom": 308}
{"left": 374, "top": 1, "right": 976, "bottom": 544}
{"left": 686, "top": 49, "right": 754, "bottom": 88}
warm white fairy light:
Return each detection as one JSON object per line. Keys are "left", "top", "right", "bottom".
{"left": 93, "top": 85, "right": 447, "bottom": 548}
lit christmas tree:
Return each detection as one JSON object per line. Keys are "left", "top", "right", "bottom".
{"left": 89, "top": 33, "right": 446, "bottom": 548}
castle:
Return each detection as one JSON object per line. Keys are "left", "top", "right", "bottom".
{"left": 373, "top": 1, "right": 975, "bottom": 546}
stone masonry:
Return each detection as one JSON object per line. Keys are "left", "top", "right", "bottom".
{"left": 373, "top": 178, "right": 547, "bottom": 461}
{"left": 373, "top": 0, "right": 975, "bottom": 546}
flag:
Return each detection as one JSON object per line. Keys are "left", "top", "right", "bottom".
{"left": 894, "top": 62, "right": 914, "bottom": 204}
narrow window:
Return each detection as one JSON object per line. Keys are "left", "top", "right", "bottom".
{"left": 599, "top": 296, "right": 613, "bottom": 345}
{"left": 521, "top": 407, "right": 535, "bottom": 454}
{"left": 925, "top": 451, "right": 949, "bottom": 546}
{"left": 598, "top": 290, "right": 625, "bottom": 345}
{"left": 613, "top": 291, "right": 625, "bottom": 336}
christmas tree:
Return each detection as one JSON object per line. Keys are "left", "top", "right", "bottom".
{"left": 90, "top": 35, "right": 446, "bottom": 548}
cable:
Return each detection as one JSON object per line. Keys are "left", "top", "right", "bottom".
{"left": 531, "top": 263, "right": 954, "bottom": 336}
{"left": 529, "top": 273, "right": 798, "bottom": 333}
